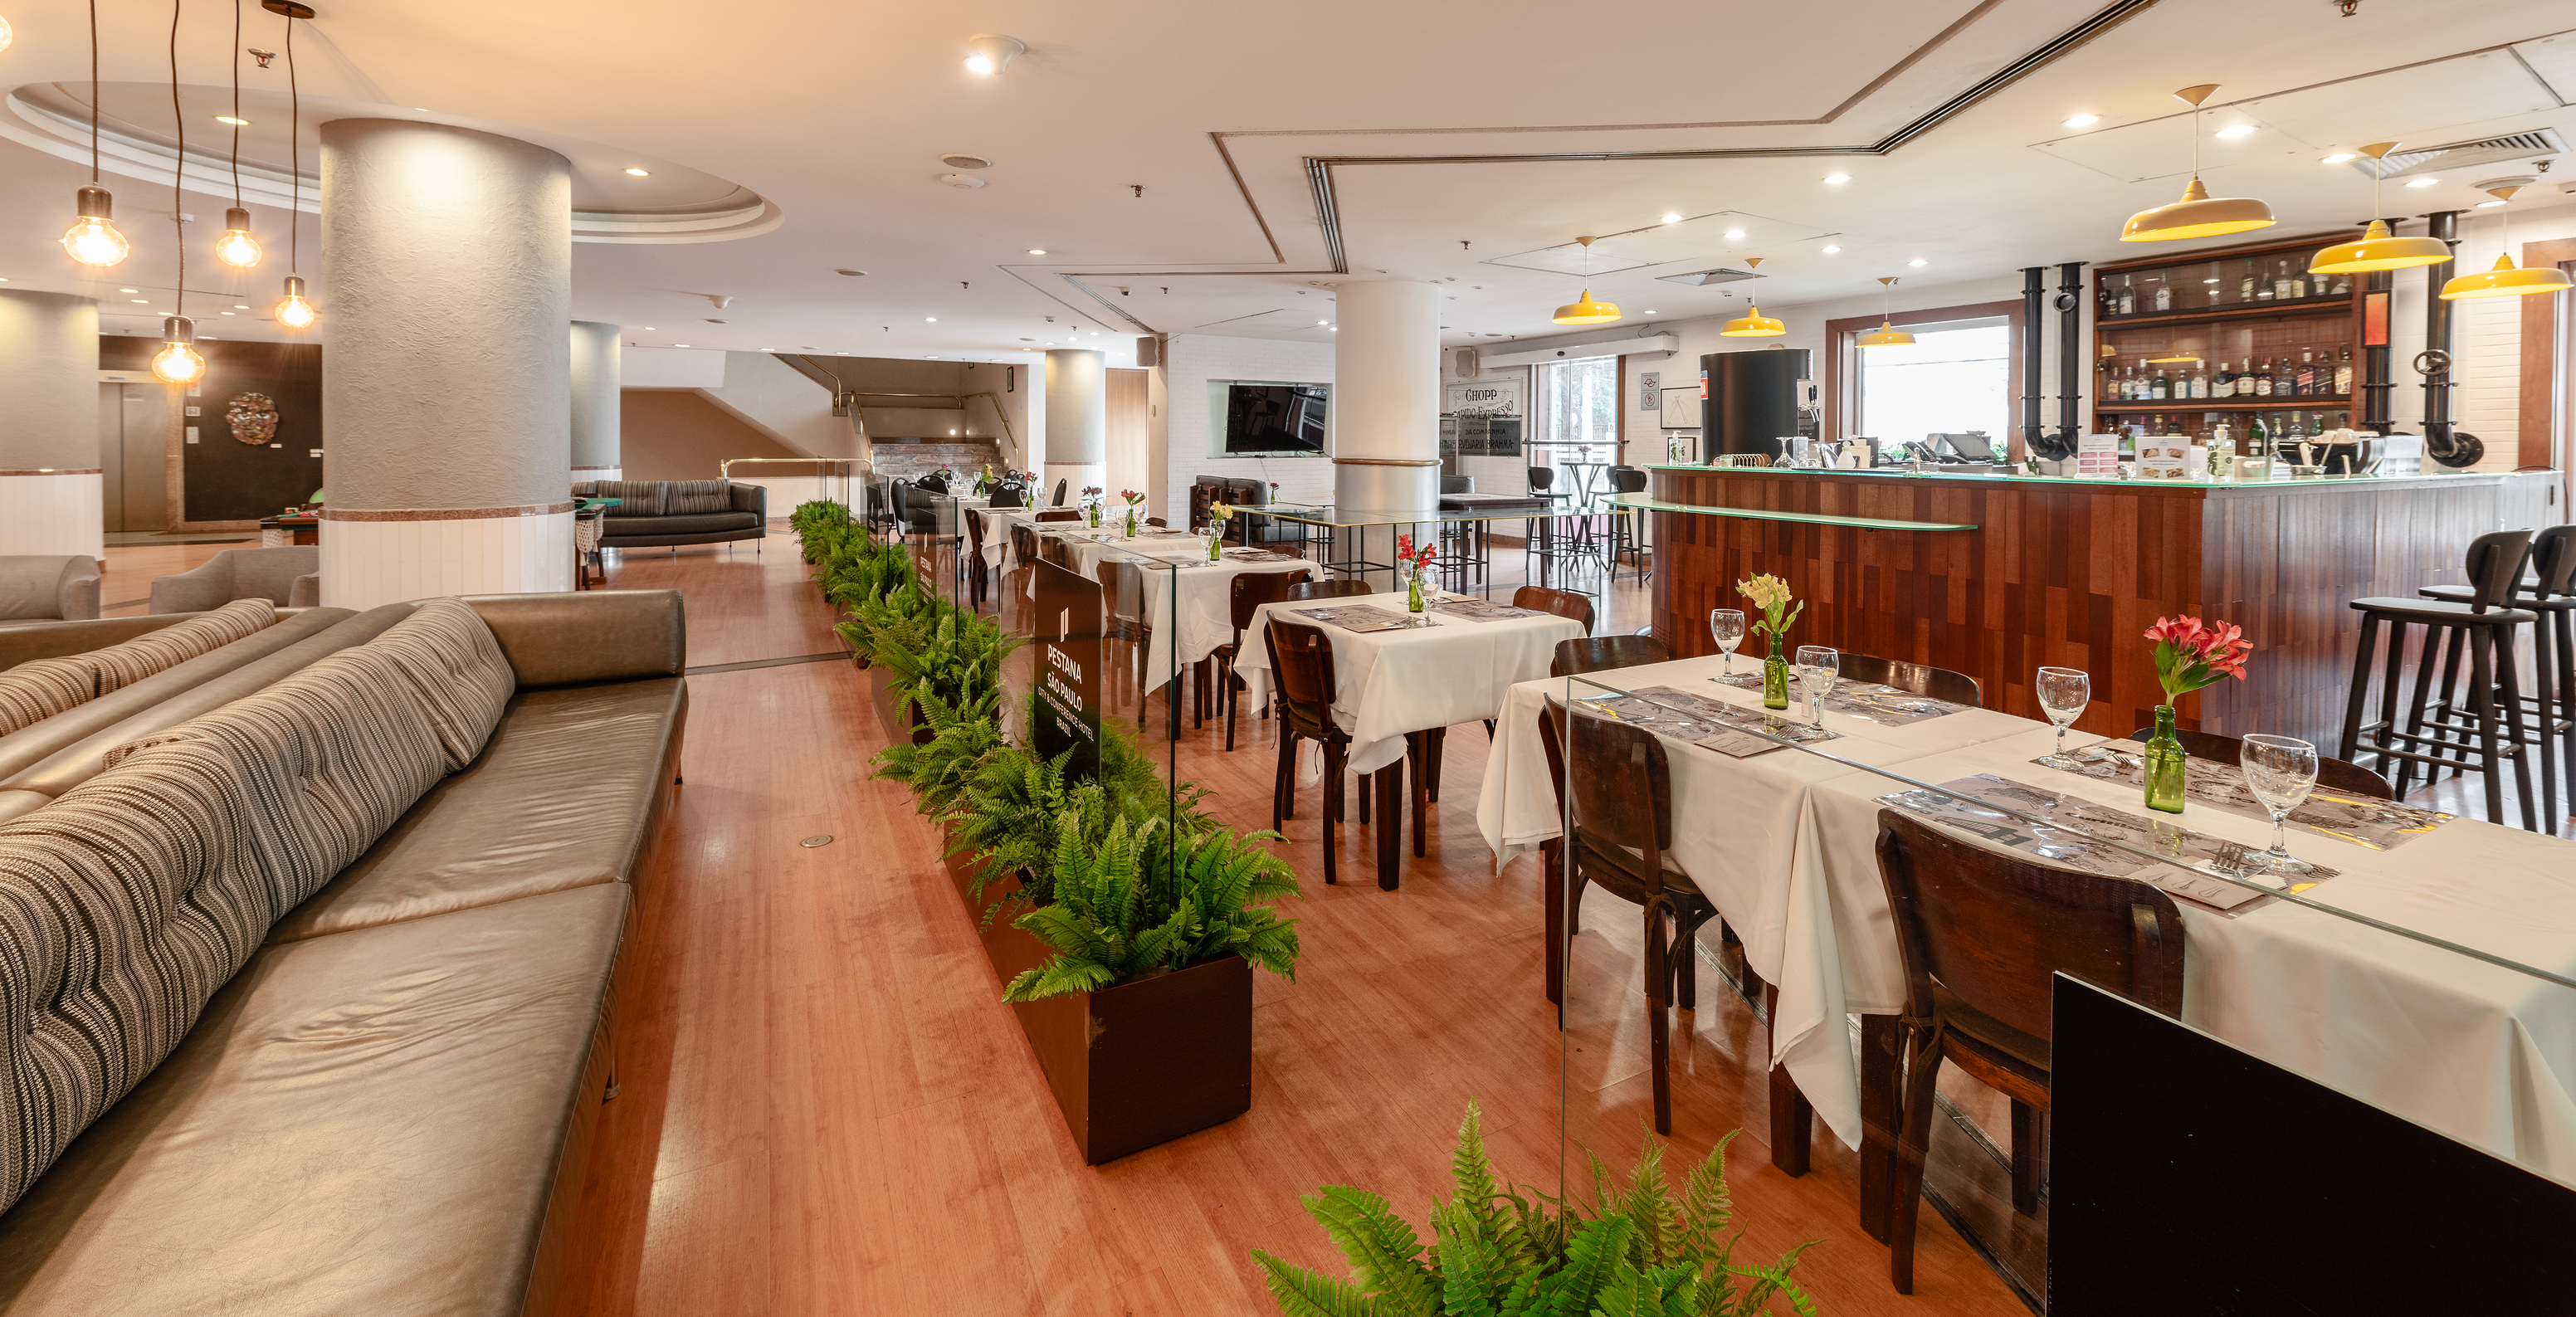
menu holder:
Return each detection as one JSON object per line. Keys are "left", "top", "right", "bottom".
{"left": 1876, "top": 773, "right": 2338, "bottom": 912}
{"left": 1706, "top": 671, "right": 1967, "bottom": 726}
{"left": 1429, "top": 598, "right": 1541, "bottom": 622}
{"left": 1289, "top": 603, "right": 1421, "bottom": 633}
{"left": 2037, "top": 742, "right": 2451, "bottom": 851}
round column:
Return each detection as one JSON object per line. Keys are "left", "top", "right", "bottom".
{"left": 1042, "top": 348, "right": 1105, "bottom": 505}
{"left": 0, "top": 290, "right": 105, "bottom": 559}
{"left": 318, "top": 119, "right": 573, "bottom": 609}
{"left": 1332, "top": 280, "right": 1442, "bottom": 510}
{"left": 569, "top": 320, "right": 622, "bottom": 483}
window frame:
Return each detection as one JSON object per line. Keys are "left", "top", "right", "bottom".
{"left": 1823, "top": 297, "right": 2026, "bottom": 458}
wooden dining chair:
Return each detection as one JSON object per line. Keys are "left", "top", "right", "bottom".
{"left": 1034, "top": 510, "right": 1081, "bottom": 524}
{"left": 1218, "top": 570, "right": 1313, "bottom": 749}
{"left": 1550, "top": 634, "right": 1671, "bottom": 678}
{"left": 1265, "top": 620, "right": 1366, "bottom": 886}
{"left": 2123, "top": 724, "right": 2393, "bottom": 799}
{"left": 962, "top": 509, "right": 988, "bottom": 611}
{"left": 1872, "top": 807, "right": 2187, "bottom": 1294}
{"left": 1538, "top": 700, "right": 1718, "bottom": 1135}
{"left": 1513, "top": 585, "right": 1596, "bottom": 635}
{"left": 1834, "top": 653, "right": 1983, "bottom": 709}
{"left": 1286, "top": 578, "right": 1373, "bottom": 602}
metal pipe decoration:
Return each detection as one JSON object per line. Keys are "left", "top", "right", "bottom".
{"left": 2020, "top": 266, "right": 2046, "bottom": 459}
{"left": 2417, "top": 209, "right": 2481, "bottom": 466}
{"left": 2056, "top": 261, "right": 2086, "bottom": 451}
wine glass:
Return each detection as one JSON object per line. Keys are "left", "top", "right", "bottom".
{"left": 2239, "top": 734, "right": 2320, "bottom": 876}
{"left": 1709, "top": 609, "right": 1745, "bottom": 676}
{"left": 1796, "top": 645, "right": 1839, "bottom": 727}
{"left": 2035, "top": 666, "right": 2092, "bottom": 769}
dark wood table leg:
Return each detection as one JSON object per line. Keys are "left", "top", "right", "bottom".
{"left": 1859, "top": 1012, "right": 1901, "bottom": 1242}
{"left": 1421, "top": 726, "right": 1446, "bottom": 803}
{"left": 1761, "top": 983, "right": 1812, "bottom": 1178}
{"left": 1374, "top": 759, "right": 1403, "bottom": 890}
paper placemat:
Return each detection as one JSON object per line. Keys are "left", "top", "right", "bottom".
{"left": 1430, "top": 598, "right": 1541, "bottom": 622}
{"left": 1223, "top": 549, "right": 1304, "bottom": 563}
{"left": 1876, "top": 773, "right": 2339, "bottom": 911}
{"left": 1708, "top": 671, "right": 1969, "bottom": 726}
{"left": 2035, "top": 741, "right": 2452, "bottom": 851}
{"left": 1570, "top": 685, "right": 1843, "bottom": 748}
{"left": 1289, "top": 603, "right": 1421, "bottom": 633}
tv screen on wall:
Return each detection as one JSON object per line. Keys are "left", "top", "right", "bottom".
{"left": 1223, "top": 383, "right": 1328, "bottom": 454}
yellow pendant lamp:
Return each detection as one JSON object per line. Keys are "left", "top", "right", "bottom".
{"left": 1719, "top": 258, "right": 1784, "bottom": 336}
{"left": 1550, "top": 236, "right": 1622, "bottom": 324}
{"left": 2310, "top": 143, "right": 2453, "bottom": 274}
{"left": 2442, "top": 184, "right": 2574, "bottom": 300}
{"left": 1857, "top": 277, "right": 1914, "bottom": 346}
{"left": 2120, "top": 85, "right": 2276, "bottom": 242}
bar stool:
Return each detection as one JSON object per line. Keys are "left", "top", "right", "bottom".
{"left": 2339, "top": 529, "right": 2541, "bottom": 831}
{"left": 2417, "top": 524, "right": 2576, "bottom": 817}
{"left": 1603, "top": 466, "right": 1651, "bottom": 581}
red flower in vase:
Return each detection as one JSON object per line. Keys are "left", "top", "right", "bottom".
{"left": 2144, "top": 613, "right": 2252, "bottom": 703}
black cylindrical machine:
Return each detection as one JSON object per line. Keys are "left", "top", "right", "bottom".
{"left": 1698, "top": 349, "right": 1811, "bottom": 461}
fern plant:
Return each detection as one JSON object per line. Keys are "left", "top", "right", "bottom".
{"left": 1001, "top": 810, "right": 1302, "bottom": 1002}
{"left": 1251, "top": 1104, "right": 1817, "bottom": 1317}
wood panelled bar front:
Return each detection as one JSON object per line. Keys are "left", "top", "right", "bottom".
{"left": 1644, "top": 465, "right": 2517, "bottom": 749}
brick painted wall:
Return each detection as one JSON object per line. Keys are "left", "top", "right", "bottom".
{"left": 1151, "top": 334, "right": 1335, "bottom": 523}
{"left": 874, "top": 441, "right": 1003, "bottom": 482}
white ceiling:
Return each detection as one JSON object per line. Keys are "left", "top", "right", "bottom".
{"left": 0, "top": 0, "right": 2569, "bottom": 365}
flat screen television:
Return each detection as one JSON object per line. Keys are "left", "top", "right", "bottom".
{"left": 1223, "top": 383, "right": 1329, "bottom": 455}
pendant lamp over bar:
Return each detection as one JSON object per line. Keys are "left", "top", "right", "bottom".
{"left": 61, "top": 1, "right": 131, "bottom": 268}
{"left": 2310, "top": 142, "right": 2452, "bottom": 274}
{"left": 1550, "top": 237, "right": 1621, "bottom": 324}
{"left": 1857, "top": 277, "right": 1914, "bottom": 347}
{"left": 1718, "top": 258, "right": 1784, "bottom": 336}
{"left": 2441, "top": 183, "right": 2574, "bottom": 300}
{"left": 2120, "top": 85, "right": 2276, "bottom": 242}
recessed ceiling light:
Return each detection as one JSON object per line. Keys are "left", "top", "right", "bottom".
{"left": 2404, "top": 178, "right": 2438, "bottom": 188}
{"left": 1317, "top": 319, "right": 1328, "bottom": 324}
{"left": 835, "top": 268, "right": 866, "bottom": 276}
{"left": 1724, "top": 229, "right": 1745, "bottom": 239}
{"left": 1824, "top": 173, "right": 1851, "bottom": 184}
{"left": 1644, "top": 310, "right": 1656, "bottom": 315}
{"left": 219, "top": 310, "right": 234, "bottom": 315}
{"left": 1027, "top": 248, "right": 1046, "bottom": 255}
{"left": 1908, "top": 259, "right": 1928, "bottom": 266}
{"left": 1659, "top": 212, "right": 1681, "bottom": 224}
{"left": 2213, "top": 124, "right": 2256, "bottom": 139}
{"left": 624, "top": 168, "right": 651, "bottom": 177}
{"left": 129, "top": 298, "right": 148, "bottom": 303}
{"left": 215, "top": 115, "right": 249, "bottom": 125}
{"left": 675, "top": 344, "right": 690, "bottom": 348}
{"left": 925, "top": 316, "right": 937, "bottom": 322}
{"left": 964, "top": 33, "right": 1025, "bottom": 76}
{"left": 2476, "top": 198, "right": 2506, "bottom": 207}
{"left": 120, "top": 288, "right": 138, "bottom": 293}
{"left": 644, "top": 326, "right": 655, "bottom": 330}
{"left": 232, "top": 304, "right": 248, "bottom": 309}
{"left": 2062, "top": 114, "right": 2100, "bottom": 129}
{"left": 413, "top": 108, "right": 429, "bottom": 113}
{"left": 1821, "top": 246, "right": 1842, "bottom": 253}
{"left": 2321, "top": 153, "right": 2357, "bottom": 163}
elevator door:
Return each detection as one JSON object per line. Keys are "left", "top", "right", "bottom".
{"left": 98, "top": 383, "right": 170, "bottom": 533}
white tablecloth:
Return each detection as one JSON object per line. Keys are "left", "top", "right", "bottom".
{"left": 1029, "top": 531, "right": 1315, "bottom": 691}
{"left": 1236, "top": 591, "right": 1586, "bottom": 774}
{"left": 1475, "top": 655, "right": 2576, "bottom": 1184}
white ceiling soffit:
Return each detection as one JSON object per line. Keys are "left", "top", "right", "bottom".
{"left": 1481, "top": 213, "right": 1836, "bottom": 277}
{"left": 1480, "top": 335, "right": 1679, "bottom": 368}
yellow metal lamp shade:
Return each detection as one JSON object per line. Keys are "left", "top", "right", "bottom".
{"left": 2120, "top": 175, "right": 2276, "bottom": 242}
{"left": 1551, "top": 289, "right": 1621, "bottom": 324}
{"left": 2441, "top": 254, "right": 2574, "bottom": 300}
{"left": 1856, "top": 319, "right": 1914, "bottom": 347}
{"left": 1720, "top": 304, "right": 1784, "bottom": 337}
{"left": 2311, "top": 219, "right": 2452, "bottom": 274}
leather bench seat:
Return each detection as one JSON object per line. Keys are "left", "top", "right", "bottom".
{"left": 0, "top": 885, "right": 628, "bottom": 1316}
{"left": 270, "top": 676, "right": 686, "bottom": 944}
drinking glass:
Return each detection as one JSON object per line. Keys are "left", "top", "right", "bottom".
{"left": 2035, "top": 666, "right": 2092, "bottom": 768}
{"left": 1709, "top": 609, "right": 1745, "bottom": 676}
{"left": 2239, "top": 734, "right": 2320, "bottom": 875}
{"left": 1796, "top": 645, "right": 1839, "bottom": 727}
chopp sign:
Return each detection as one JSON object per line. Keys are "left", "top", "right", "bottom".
{"left": 1031, "top": 560, "right": 1102, "bottom": 779}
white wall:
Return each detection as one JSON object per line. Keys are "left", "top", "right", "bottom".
{"left": 1147, "top": 334, "right": 1335, "bottom": 523}
{"left": 2390, "top": 197, "right": 2576, "bottom": 475}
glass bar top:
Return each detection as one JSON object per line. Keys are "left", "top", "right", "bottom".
{"left": 1257, "top": 502, "right": 1579, "bottom": 528}
{"left": 1642, "top": 462, "right": 2513, "bottom": 493}
{"left": 1612, "top": 493, "right": 1978, "bottom": 532}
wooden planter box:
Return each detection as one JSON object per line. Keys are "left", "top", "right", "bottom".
{"left": 939, "top": 825, "right": 1254, "bottom": 1164}
{"left": 862, "top": 664, "right": 937, "bottom": 746}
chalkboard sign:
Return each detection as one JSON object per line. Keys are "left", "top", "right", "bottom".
{"left": 1031, "top": 560, "right": 1104, "bottom": 780}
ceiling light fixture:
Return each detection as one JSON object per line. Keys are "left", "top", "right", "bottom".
{"left": 0, "top": 15, "right": 11, "bottom": 54}
{"left": 1822, "top": 246, "right": 1841, "bottom": 253}
{"left": 2310, "top": 142, "right": 2452, "bottom": 273}
{"left": 925, "top": 316, "right": 937, "bottom": 322}
{"left": 1027, "top": 248, "right": 1046, "bottom": 255}
{"left": 268, "top": 0, "right": 317, "bottom": 329}
{"left": 2321, "top": 152, "right": 2357, "bottom": 163}
{"left": 624, "top": 167, "right": 650, "bottom": 176}
{"left": 152, "top": 0, "right": 206, "bottom": 387}
{"left": 215, "top": 114, "right": 248, "bottom": 125}
{"left": 213, "top": 0, "right": 262, "bottom": 271}
{"left": 2441, "top": 183, "right": 2573, "bottom": 300}
{"left": 1719, "top": 259, "right": 1784, "bottom": 337}
{"left": 964, "top": 32, "right": 1024, "bottom": 75}
{"left": 2213, "top": 124, "right": 2257, "bottom": 138}
{"left": 1907, "top": 259, "right": 1928, "bottom": 266}
{"left": 2404, "top": 178, "right": 2437, "bottom": 188}
{"left": 1660, "top": 212, "right": 1681, "bottom": 224}
{"left": 61, "top": 1, "right": 131, "bottom": 268}
{"left": 1858, "top": 277, "right": 1915, "bottom": 348}
{"left": 2120, "top": 85, "right": 2276, "bottom": 241}
{"left": 1549, "top": 237, "right": 1622, "bottom": 325}
{"left": 2063, "top": 114, "right": 2100, "bottom": 129}
{"left": 129, "top": 298, "right": 148, "bottom": 303}
{"left": 1724, "top": 229, "right": 1746, "bottom": 240}
{"left": 2476, "top": 199, "right": 2506, "bottom": 207}
{"left": 1824, "top": 173, "right": 1850, "bottom": 184}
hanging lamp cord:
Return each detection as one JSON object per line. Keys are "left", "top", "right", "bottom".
{"left": 171, "top": 0, "right": 185, "bottom": 319}
{"left": 229, "top": 0, "right": 242, "bottom": 209}
{"left": 88, "top": 0, "right": 100, "bottom": 182}
{"left": 286, "top": 9, "right": 298, "bottom": 276}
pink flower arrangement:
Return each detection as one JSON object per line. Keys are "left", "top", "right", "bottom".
{"left": 2144, "top": 614, "right": 2252, "bottom": 704}
{"left": 1394, "top": 534, "right": 1438, "bottom": 569}
{"left": 1120, "top": 488, "right": 1144, "bottom": 506}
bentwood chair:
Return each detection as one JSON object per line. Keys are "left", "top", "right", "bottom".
{"left": 962, "top": 509, "right": 988, "bottom": 611}
{"left": 1833, "top": 654, "right": 1984, "bottom": 709}
{"left": 1550, "top": 634, "right": 1671, "bottom": 678}
{"left": 987, "top": 482, "right": 1027, "bottom": 509}
{"left": 1266, "top": 620, "right": 1364, "bottom": 886}
{"left": 1539, "top": 698, "right": 1717, "bottom": 1135}
{"left": 1514, "top": 585, "right": 1596, "bottom": 635}
{"left": 1872, "top": 808, "right": 2186, "bottom": 1294}
{"left": 1219, "top": 569, "right": 1313, "bottom": 749}
{"left": 1286, "top": 578, "right": 1373, "bottom": 602}
{"left": 2123, "top": 724, "right": 2393, "bottom": 799}
{"left": 1051, "top": 478, "right": 1071, "bottom": 507}
{"left": 1034, "top": 510, "right": 1081, "bottom": 524}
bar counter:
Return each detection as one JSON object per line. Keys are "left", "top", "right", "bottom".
{"left": 1640, "top": 462, "right": 2524, "bottom": 747}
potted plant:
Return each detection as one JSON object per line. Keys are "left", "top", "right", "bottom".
{"left": 1395, "top": 534, "right": 1439, "bottom": 615}
{"left": 2141, "top": 614, "right": 2252, "bottom": 812}
{"left": 1120, "top": 488, "right": 1146, "bottom": 537}
{"left": 1082, "top": 485, "right": 1105, "bottom": 527}
{"left": 1206, "top": 500, "right": 1235, "bottom": 560}
{"left": 1736, "top": 574, "right": 1803, "bottom": 710}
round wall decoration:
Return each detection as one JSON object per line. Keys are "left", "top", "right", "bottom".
{"left": 227, "top": 393, "right": 280, "bottom": 445}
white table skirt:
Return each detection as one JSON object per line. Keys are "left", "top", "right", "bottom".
{"left": 1023, "top": 530, "right": 1314, "bottom": 692}
{"left": 1236, "top": 591, "right": 1585, "bottom": 774}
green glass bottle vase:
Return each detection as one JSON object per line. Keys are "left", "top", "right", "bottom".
{"left": 2143, "top": 704, "right": 2188, "bottom": 814}
{"left": 1761, "top": 632, "right": 1790, "bottom": 710}
{"left": 1408, "top": 568, "right": 1426, "bottom": 614}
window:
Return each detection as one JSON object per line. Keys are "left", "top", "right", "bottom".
{"left": 1854, "top": 319, "right": 2011, "bottom": 456}
{"left": 1530, "top": 355, "right": 1619, "bottom": 474}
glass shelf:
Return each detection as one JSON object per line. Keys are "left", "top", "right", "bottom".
{"left": 2095, "top": 240, "right": 2354, "bottom": 318}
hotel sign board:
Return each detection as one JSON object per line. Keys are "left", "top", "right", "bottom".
{"left": 1031, "top": 560, "right": 1103, "bottom": 780}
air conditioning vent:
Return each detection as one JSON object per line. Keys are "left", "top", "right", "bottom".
{"left": 1655, "top": 267, "right": 1764, "bottom": 287}
{"left": 2359, "top": 129, "right": 2565, "bottom": 179}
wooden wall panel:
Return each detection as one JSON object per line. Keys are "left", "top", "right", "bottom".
{"left": 1650, "top": 469, "right": 2505, "bottom": 748}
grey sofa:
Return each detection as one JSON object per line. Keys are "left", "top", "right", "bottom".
{"left": 0, "top": 588, "right": 687, "bottom": 1314}
{"left": 576, "top": 478, "right": 766, "bottom": 549}
{"left": 147, "top": 544, "right": 322, "bottom": 612}
{"left": 0, "top": 557, "right": 100, "bottom": 624}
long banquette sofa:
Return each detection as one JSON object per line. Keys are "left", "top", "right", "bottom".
{"left": 574, "top": 477, "right": 766, "bottom": 550}
{"left": 0, "top": 588, "right": 686, "bottom": 1314}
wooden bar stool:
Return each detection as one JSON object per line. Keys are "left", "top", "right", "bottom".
{"left": 2417, "top": 524, "right": 2575, "bottom": 819}
{"left": 2338, "top": 529, "right": 2541, "bottom": 831}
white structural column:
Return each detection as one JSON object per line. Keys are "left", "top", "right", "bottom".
{"left": 0, "top": 290, "right": 105, "bottom": 559}
{"left": 1332, "top": 280, "right": 1443, "bottom": 510}
{"left": 319, "top": 120, "right": 573, "bottom": 608}
{"left": 569, "top": 320, "right": 622, "bottom": 482}
{"left": 1042, "top": 349, "right": 1105, "bottom": 505}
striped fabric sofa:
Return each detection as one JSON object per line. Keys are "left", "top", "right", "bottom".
{"left": 0, "top": 589, "right": 686, "bottom": 1315}
{"left": 575, "top": 477, "right": 766, "bottom": 549}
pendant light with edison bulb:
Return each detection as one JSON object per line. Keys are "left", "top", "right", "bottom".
{"left": 1719, "top": 258, "right": 1784, "bottom": 337}
{"left": 61, "top": 1, "right": 133, "bottom": 269}
{"left": 1551, "top": 237, "right": 1621, "bottom": 324}
{"left": 212, "top": 0, "right": 261, "bottom": 269}
{"left": 2120, "top": 85, "right": 2276, "bottom": 242}
{"left": 1857, "top": 276, "right": 1915, "bottom": 347}
{"left": 2441, "top": 184, "right": 2574, "bottom": 300}
{"left": 152, "top": 0, "right": 206, "bottom": 388}
{"left": 2309, "top": 143, "right": 2452, "bottom": 274}
{"left": 271, "top": 2, "right": 317, "bottom": 329}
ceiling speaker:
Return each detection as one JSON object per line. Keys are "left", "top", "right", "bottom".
{"left": 1135, "top": 336, "right": 1159, "bottom": 368}
{"left": 939, "top": 153, "right": 993, "bottom": 169}
{"left": 1453, "top": 347, "right": 1480, "bottom": 377}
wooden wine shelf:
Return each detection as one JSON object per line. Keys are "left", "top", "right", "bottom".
{"left": 2093, "top": 295, "right": 2355, "bottom": 328}
{"left": 2094, "top": 397, "right": 2352, "bottom": 412}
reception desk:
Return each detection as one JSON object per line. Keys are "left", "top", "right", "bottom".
{"left": 1640, "top": 463, "right": 2544, "bottom": 748}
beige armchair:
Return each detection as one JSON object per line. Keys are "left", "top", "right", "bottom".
{"left": 149, "top": 546, "right": 322, "bottom": 614}
{"left": 0, "top": 556, "right": 102, "bottom": 622}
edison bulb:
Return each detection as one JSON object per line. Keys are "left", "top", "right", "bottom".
{"left": 275, "top": 276, "right": 317, "bottom": 329}
{"left": 151, "top": 337, "right": 207, "bottom": 386}
{"left": 0, "top": 15, "right": 14, "bottom": 55}
{"left": 214, "top": 207, "right": 261, "bottom": 269}
{"left": 62, "top": 216, "right": 130, "bottom": 267}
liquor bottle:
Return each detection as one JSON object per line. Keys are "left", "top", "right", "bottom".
{"left": 2310, "top": 410, "right": 2328, "bottom": 439}
{"left": 2248, "top": 411, "right": 2271, "bottom": 459}
{"left": 2115, "top": 365, "right": 2132, "bottom": 401}
{"left": 2214, "top": 359, "right": 2236, "bottom": 394}
{"left": 2190, "top": 366, "right": 2209, "bottom": 399}
{"left": 2118, "top": 276, "right": 2136, "bottom": 316}
{"left": 2237, "top": 357, "right": 2257, "bottom": 396}
{"left": 2334, "top": 346, "right": 2353, "bottom": 396}
{"left": 2241, "top": 259, "right": 2259, "bottom": 301}
{"left": 2271, "top": 260, "right": 2293, "bottom": 300}
{"left": 2289, "top": 265, "right": 2308, "bottom": 300}
{"left": 2151, "top": 366, "right": 2170, "bottom": 400}
{"left": 2154, "top": 280, "right": 2173, "bottom": 312}
{"left": 2300, "top": 348, "right": 2320, "bottom": 396}
{"left": 2282, "top": 411, "right": 2308, "bottom": 443}
{"left": 2255, "top": 359, "right": 2275, "bottom": 397}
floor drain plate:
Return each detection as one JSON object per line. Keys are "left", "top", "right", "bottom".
{"left": 799, "top": 835, "right": 833, "bottom": 848}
